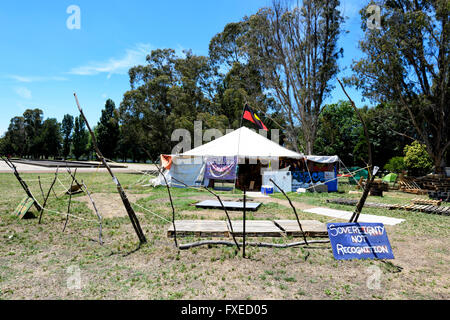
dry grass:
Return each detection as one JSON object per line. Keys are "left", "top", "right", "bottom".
{"left": 0, "top": 172, "right": 449, "bottom": 300}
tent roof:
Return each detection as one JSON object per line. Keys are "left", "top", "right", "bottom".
{"left": 180, "top": 127, "right": 303, "bottom": 158}
{"left": 304, "top": 155, "right": 340, "bottom": 163}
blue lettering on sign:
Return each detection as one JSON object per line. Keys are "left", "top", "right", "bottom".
{"left": 292, "top": 171, "right": 325, "bottom": 184}
{"left": 327, "top": 222, "right": 394, "bottom": 260}
{"left": 292, "top": 171, "right": 326, "bottom": 190}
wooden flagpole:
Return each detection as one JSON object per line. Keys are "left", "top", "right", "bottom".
{"left": 242, "top": 187, "right": 247, "bottom": 258}
{"left": 232, "top": 102, "right": 248, "bottom": 193}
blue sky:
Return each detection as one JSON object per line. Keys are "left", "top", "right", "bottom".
{"left": 0, "top": 0, "right": 371, "bottom": 136}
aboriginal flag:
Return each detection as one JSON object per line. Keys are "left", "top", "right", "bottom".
{"left": 243, "top": 104, "right": 268, "bottom": 131}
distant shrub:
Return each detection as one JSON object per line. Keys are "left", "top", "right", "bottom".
{"left": 384, "top": 156, "right": 405, "bottom": 173}
{"left": 404, "top": 141, "right": 433, "bottom": 176}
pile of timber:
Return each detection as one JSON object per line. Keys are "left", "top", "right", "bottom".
{"left": 428, "top": 191, "right": 450, "bottom": 202}
{"left": 326, "top": 198, "right": 450, "bottom": 216}
{"left": 359, "top": 178, "right": 389, "bottom": 196}
{"left": 391, "top": 204, "right": 450, "bottom": 215}
{"left": 397, "top": 174, "right": 450, "bottom": 200}
{"left": 416, "top": 174, "right": 450, "bottom": 191}
{"left": 412, "top": 198, "right": 442, "bottom": 206}
{"left": 414, "top": 174, "right": 450, "bottom": 202}
{"left": 167, "top": 220, "right": 329, "bottom": 238}
{"left": 398, "top": 175, "right": 427, "bottom": 195}
{"left": 369, "top": 179, "right": 389, "bottom": 196}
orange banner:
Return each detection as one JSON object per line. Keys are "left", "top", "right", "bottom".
{"left": 160, "top": 154, "right": 173, "bottom": 170}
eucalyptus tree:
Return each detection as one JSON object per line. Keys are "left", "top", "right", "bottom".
{"left": 351, "top": 0, "right": 449, "bottom": 172}
{"left": 243, "top": 0, "right": 344, "bottom": 153}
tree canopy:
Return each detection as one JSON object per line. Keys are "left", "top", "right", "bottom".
{"left": 351, "top": 0, "right": 449, "bottom": 171}
{"left": 1, "top": 0, "right": 447, "bottom": 171}
{"left": 97, "top": 99, "right": 120, "bottom": 159}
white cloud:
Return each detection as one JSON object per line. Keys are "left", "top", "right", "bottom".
{"left": 69, "top": 43, "right": 152, "bottom": 78}
{"left": 8, "top": 75, "right": 67, "bottom": 83}
{"left": 15, "top": 87, "right": 32, "bottom": 100}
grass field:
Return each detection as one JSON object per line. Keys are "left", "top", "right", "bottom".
{"left": 0, "top": 171, "right": 449, "bottom": 300}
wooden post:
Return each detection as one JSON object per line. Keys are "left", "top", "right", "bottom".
{"left": 203, "top": 187, "right": 240, "bottom": 250}
{"left": 63, "top": 168, "right": 77, "bottom": 232}
{"left": 73, "top": 93, "right": 146, "bottom": 244}
{"left": 153, "top": 162, "right": 178, "bottom": 249}
{"left": 38, "top": 168, "right": 59, "bottom": 224}
{"left": 38, "top": 176, "right": 45, "bottom": 201}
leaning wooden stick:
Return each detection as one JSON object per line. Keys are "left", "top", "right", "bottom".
{"left": 38, "top": 167, "right": 59, "bottom": 224}
{"left": 51, "top": 182, "right": 59, "bottom": 199}
{"left": 153, "top": 162, "right": 178, "bottom": 249}
{"left": 2, "top": 157, "right": 42, "bottom": 212}
{"left": 73, "top": 93, "right": 146, "bottom": 244}
{"left": 64, "top": 164, "right": 83, "bottom": 192}
{"left": 269, "top": 178, "right": 308, "bottom": 245}
{"left": 63, "top": 162, "right": 84, "bottom": 195}
{"left": 203, "top": 187, "right": 240, "bottom": 250}
{"left": 63, "top": 168, "right": 77, "bottom": 232}
{"left": 38, "top": 176, "right": 46, "bottom": 202}
{"left": 337, "top": 79, "right": 374, "bottom": 223}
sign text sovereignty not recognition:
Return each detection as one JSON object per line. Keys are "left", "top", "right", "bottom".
{"left": 327, "top": 222, "right": 394, "bottom": 260}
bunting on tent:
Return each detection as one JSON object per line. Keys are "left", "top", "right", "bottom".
{"left": 205, "top": 156, "right": 237, "bottom": 180}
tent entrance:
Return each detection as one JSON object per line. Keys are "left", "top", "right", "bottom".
{"left": 236, "top": 161, "right": 264, "bottom": 191}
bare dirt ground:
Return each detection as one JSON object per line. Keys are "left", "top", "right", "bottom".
{"left": 77, "top": 193, "right": 148, "bottom": 219}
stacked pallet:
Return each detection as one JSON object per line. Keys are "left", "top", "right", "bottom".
{"left": 328, "top": 198, "right": 392, "bottom": 209}
{"left": 398, "top": 176, "right": 427, "bottom": 195}
{"left": 392, "top": 204, "right": 450, "bottom": 215}
{"left": 412, "top": 198, "right": 441, "bottom": 206}
{"left": 416, "top": 175, "right": 450, "bottom": 202}
{"left": 416, "top": 174, "right": 450, "bottom": 190}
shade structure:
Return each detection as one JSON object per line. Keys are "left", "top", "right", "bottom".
{"left": 181, "top": 127, "right": 302, "bottom": 159}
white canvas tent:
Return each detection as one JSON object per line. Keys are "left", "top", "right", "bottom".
{"left": 152, "top": 127, "right": 303, "bottom": 187}
{"left": 151, "top": 127, "right": 341, "bottom": 189}
{"left": 182, "top": 127, "right": 302, "bottom": 159}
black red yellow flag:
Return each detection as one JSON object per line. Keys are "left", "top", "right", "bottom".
{"left": 243, "top": 104, "right": 268, "bottom": 131}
